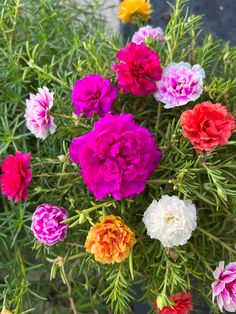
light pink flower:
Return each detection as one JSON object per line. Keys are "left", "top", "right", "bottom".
{"left": 132, "top": 25, "right": 165, "bottom": 45}
{"left": 212, "top": 261, "right": 236, "bottom": 312}
{"left": 154, "top": 62, "right": 205, "bottom": 109}
{"left": 25, "top": 86, "right": 56, "bottom": 139}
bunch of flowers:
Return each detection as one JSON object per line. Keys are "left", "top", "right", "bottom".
{"left": 1, "top": 0, "right": 236, "bottom": 313}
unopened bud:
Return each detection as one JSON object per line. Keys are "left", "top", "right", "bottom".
{"left": 57, "top": 155, "right": 67, "bottom": 163}
{"left": 79, "top": 213, "right": 87, "bottom": 224}
{"left": 156, "top": 294, "right": 166, "bottom": 310}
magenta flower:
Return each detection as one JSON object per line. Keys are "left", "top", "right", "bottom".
{"left": 132, "top": 25, "right": 165, "bottom": 45}
{"left": 31, "top": 204, "right": 69, "bottom": 246}
{"left": 113, "top": 42, "right": 162, "bottom": 97}
{"left": 212, "top": 261, "right": 236, "bottom": 312}
{"left": 25, "top": 87, "right": 56, "bottom": 139}
{"left": 69, "top": 113, "right": 163, "bottom": 200}
{"left": 72, "top": 74, "right": 118, "bottom": 118}
{"left": 0, "top": 152, "right": 32, "bottom": 203}
{"left": 154, "top": 62, "right": 205, "bottom": 109}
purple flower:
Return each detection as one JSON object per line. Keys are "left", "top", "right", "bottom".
{"left": 212, "top": 261, "right": 236, "bottom": 312}
{"left": 69, "top": 113, "right": 163, "bottom": 200}
{"left": 31, "top": 204, "right": 69, "bottom": 246}
{"left": 25, "top": 87, "right": 56, "bottom": 139}
{"left": 72, "top": 74, "right": 118, "bottom": 118}
{"left": 132, "top": 25, "right": 165, "bottom": 45}
{"left": 154, "top": 62, "right": 205, "bottom": 109}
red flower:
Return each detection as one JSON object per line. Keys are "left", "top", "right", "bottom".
{"left": 154, "top": 293, "right": 193, "bottom": 314}
{"left": 180, "top": 101, "right": 236, "bottom": 152}
{"left": 0, "top": 152, "right": 32, "bottom": 203}
{"left": 113, "top": 42, "right": 162, "bottom": 97}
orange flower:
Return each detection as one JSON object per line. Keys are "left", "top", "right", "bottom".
{"left": 85, "top": 215, "right": 136, "bottom": 264}
{"left": 118, "top": 0, "right": 153, "bottom": 24}
{"left": 1, "top": 307, "right": 13, "bottom": 314}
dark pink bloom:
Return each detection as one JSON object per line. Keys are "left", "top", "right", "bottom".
{"left": 180, "top": 101, "right": 236, "bottom": 152}
{"left": 69, "top": 113, "right": 162, "bottom": 200}
{"left": 212, "top": 261, "right": 236, "bottom": 312}
{"left": 72, "top": 74, "right": 118, "bottom": 118}
{"left": 0, "top": 152, "right": 32, "bottom": 203}
{"left": 113, "top": 42, "right": 162, "bottom": 96}
{"left": 31, "top": 204, "right": 69, "bottom": 246}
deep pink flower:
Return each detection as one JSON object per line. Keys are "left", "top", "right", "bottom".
{"left": 25, "top": 86, "right": 56, "bottom": 139}
{"left": 72, "top": 74, "right": 118, "bottom": 118}
{"left": 113, "top": 42, "right": 162, "bottom": 96}
{"left": 31, "top": 204, "right": 69, "bottom": 246}
{"left": 69, "top": 113, "right": 162, "bottom": 200}
{"left": 212, "top": 261, "right": 236, "bottom": 312}
{"left": 132, "top": 25, "right": 165, "bottom": 45}
{"left": 154, "top": 62, "right": 205, "bottom": 109}
{"left": 0, "top": 152, "right": 32, "bottom": 203}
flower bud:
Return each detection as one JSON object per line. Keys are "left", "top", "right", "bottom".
{"left": 156, "top": 294, "right": 166, "bottom": 310}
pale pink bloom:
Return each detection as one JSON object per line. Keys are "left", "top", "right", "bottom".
{"left": 25, "top": 86, "right": 56, "bottom": 139}
{"left": 154, "top": 62, "right": 205, "bottom": 109}
{"left": 132, "top": 25, "right": 165, "bottom": 45}
{"left": 212, "top": 261, "right": 236, "bottom": 312}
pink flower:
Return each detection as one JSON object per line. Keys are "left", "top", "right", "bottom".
{"left": 0, "top": 152, "right": 32, "bottom": 203}
{"left": 113, "top": 42, "right": 162, "bottom": 96}
{"left": 212, "top": 261, "right": 236, "bottom": 312}
{"left": 25, "top": 86, "right": 56, "bottom": 139}
{"left": 132, "top": 25, "right": 165, "bottom": 45}
{"left": 154, "top": 62, "right": 205, "bottom": 109}
{"left": 69, "top": 113, "right": 162, "bottom": 200}
{"left": 31, "top": 204, "right": 69, "bottom": 246}
{"left": 72, "top": 74, "right": 118, "bottom": 118}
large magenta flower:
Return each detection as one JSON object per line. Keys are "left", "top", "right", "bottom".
{"left": 72, "top": 74, "right": 118, "bottom": 118}
{"left": 113, "top": 42, "right": 162, "bottom": 97}
{"left": 212, "top": 261, "right": 236, "bottom": 312}
{"left": 0, "top": 152, "right": 32, "bottom": 203}
{"left": 69, "top": 114, "right": 162, "bottom": 200}
{"left": 31, "top": 204, "right": 69, "bottom": 246}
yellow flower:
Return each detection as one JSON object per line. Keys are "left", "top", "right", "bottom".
{"left": 84, "top": 215, "right": 136, "bottom": 264}
{"left": 1, "top": 307, "right": 13, "bottom": 314}
{"left": 118, "top": 0, "right": 153, "bottom": 24}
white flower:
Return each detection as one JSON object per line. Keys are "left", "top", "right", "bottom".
{"left": 142, "top": 195, "right": 197, "bottom": 248}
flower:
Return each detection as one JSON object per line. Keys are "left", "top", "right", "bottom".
{"left": 142, "top": 196, "right": 197, "bottom": 248}
{"left": 154, "top": 62, "right": 205, "bottom": 109}
{"left": 31, "top": 204, "right": 69, "bottom": 246}
{"left": 113, "top": 42, "right": 162, "bottom": 96}
{"left": 1, "top": 307, "right": 13, "bottom": 314}
{"left": 132, "top": 25, "right": 165, "bottom": 45}
{"left": 0, "top": 152, "right": 32, "bottom": 203}
{"left": 72, "top": 74, "right": 118, "bottom": 118}
{"left": 211, "top": 261, "right": 236, "bottom": 312}
{"left": 25, "top": 86, "right": 56, "bottom": 139}
{"left": 180, "top": 101, "right": 236, "bottom": 152}
{"left": 118, "top": 0, "right": 152, "bottom": 24}
{"left": 69, "top": 113, "right": 162, "bottom": 200}
{"left": 84, "top": 215, "right": 136, "bottom": 264}
{"left": 154, "top": 293, "right": 193, "bottom": 314}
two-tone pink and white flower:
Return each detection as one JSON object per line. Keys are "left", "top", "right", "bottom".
{"left": 212, "top": 261, "right": 236, "bottom": 312}
{"left": 154, "top": 62, "right": 205, "bottom": 109}
{"left": 31, "top": 204, "right": 69, "bottom": 246}
{"left": 132, "top": 25, "right": 165, "bottom": 45}
{"left": 25, "top": 86, "right": 56, "bottom": 139}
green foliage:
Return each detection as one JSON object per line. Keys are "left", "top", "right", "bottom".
{"left": 0, "top": 0, "right": 236, "bottom": 313}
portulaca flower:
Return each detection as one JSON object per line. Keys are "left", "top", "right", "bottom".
{"left": 154, "top": 62, "right": 205, "bottom": 109}
{"left": 25, "top": 86, "right": 56, "bottom": 139}
{"left": 132, "top": 25, "right": 165, "bottom": 45}
{"left": 142, "top": 195, "right": 197, "bottom": 248}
